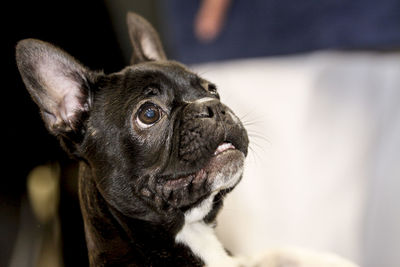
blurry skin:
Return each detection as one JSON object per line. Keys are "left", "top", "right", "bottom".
{"left": 195, "top": 0, "right": 232, "bottom": 42}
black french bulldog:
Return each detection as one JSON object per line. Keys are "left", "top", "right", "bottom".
{"left": 16, "top": 13, "right": 248, "bottom": 267}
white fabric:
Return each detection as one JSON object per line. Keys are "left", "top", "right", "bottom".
{"left": 192, "top": 51, "right": 400, "bottom": 267}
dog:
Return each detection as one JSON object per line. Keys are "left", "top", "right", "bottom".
{"left": 16, "top": 12, "right": 249, "bottom": 266}
{"left": 17, "top": 12, "right": 360, "bottom": 267}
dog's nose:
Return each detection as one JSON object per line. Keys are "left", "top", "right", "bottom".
{"left": 191, "top": 97, "right": 223, "bottom": 119}
{"left": 195, "top": 105, "right": 214, "bottom": 118}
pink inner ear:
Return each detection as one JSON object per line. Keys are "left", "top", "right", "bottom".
{"left": 141, "top": 35, "right": 160, "bottom": 61}
{"left": 39, "top": 62, "right": 83, "bottom": 128}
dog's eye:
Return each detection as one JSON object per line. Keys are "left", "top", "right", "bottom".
{"left": 136, "top": 103, "right": 162, "bottom": 128}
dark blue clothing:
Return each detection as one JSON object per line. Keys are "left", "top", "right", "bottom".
{"left": 159, "top": 0, "right": 400, "bottom": 64}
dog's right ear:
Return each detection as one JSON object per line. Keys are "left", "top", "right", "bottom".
{"left": 126, "top": 12, "right": 167, "bottom": 64}
{"left": 16, "top": 39, "right": 95, "bottom": 136}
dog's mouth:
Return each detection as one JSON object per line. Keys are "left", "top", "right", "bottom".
{"left": 213, "top": 142, "right": 236, "bottom": 156}
{"left": 164, "top": 142, "right": 237, "bottom": 186}
{"left": 156, "top": 142, "right": 245, "bottom": 208}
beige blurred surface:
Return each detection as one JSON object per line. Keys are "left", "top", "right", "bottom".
{"left": 192, "top": 51, "right": 400, "bottom": 267}
{"left": 9, "top": 164, "right": 62, "bottom": 267}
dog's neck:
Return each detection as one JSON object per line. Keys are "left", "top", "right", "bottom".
{"left": 78, "top": 162, "right": 237, "bottom": 266}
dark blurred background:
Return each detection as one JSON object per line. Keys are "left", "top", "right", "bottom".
{"left": 3, "top": 0, "right": 400, "bottom": 267}
{"left": 4, "top": 1, "right": 120, "bottom": 267}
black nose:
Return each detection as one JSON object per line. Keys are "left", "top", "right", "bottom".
{"left": 191, "top": 98, "right": 224, "bottom": 119}
{"left": 195, "top": 105, "right": 214, "bottom": 118}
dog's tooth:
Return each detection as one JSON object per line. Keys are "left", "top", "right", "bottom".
{"left": 214, "top": 142, "right": 235, "bottom": 155}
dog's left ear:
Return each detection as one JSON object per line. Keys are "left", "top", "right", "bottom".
{"left": 16, "top": 39, "right": 94, "bottom": 136}
{"left": 126, "top": 12, "right": 167, "bottom": 64}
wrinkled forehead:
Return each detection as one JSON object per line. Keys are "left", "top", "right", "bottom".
{"left": 119, "top": 60, "right": 211, "bottom": 102}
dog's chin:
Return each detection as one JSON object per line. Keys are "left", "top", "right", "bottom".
{"left": 158, "top": 143, "right": 245, "bottom": 209}
{"left": 204, "top": 146, "right": 245, "bottom": 192}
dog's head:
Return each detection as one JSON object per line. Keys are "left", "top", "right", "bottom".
{"left": 16, "top": 13, "right": 248, "bottom": 226}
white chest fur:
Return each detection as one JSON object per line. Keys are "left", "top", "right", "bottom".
{"left": 175, "top": 195, "right": 241, "bottom": 267}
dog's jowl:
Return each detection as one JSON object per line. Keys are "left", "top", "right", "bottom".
{"left": 16, "top": 12, "right": 248, "bottom": 267}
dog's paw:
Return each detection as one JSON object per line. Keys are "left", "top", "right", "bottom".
{"left": 244, "top": 247, "right": 359, "bottom": 267}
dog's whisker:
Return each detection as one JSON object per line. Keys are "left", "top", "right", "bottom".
{"left": 249, "top": 139, "right": 267, "bottom": 153}
{"left": 248, "top": 133, "right": 271, "bottom": 145}
{"left": 193, "top": 69, "right": 211, "bottom": 77}
{"left": 239, "top": 110, "right": 255, "bottom": 121}
{"left": 239, "top": 111, "right": 266, "bottom": 124}
{"left": 247, "top": 145, "right": 263, "bottom": 165}
{"left": 242, "top": 120, "right": 264, "bottom": 127}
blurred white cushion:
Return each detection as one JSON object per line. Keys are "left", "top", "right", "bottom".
{"left": 192, "top": 51, "right": 400, "bottom": 267}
